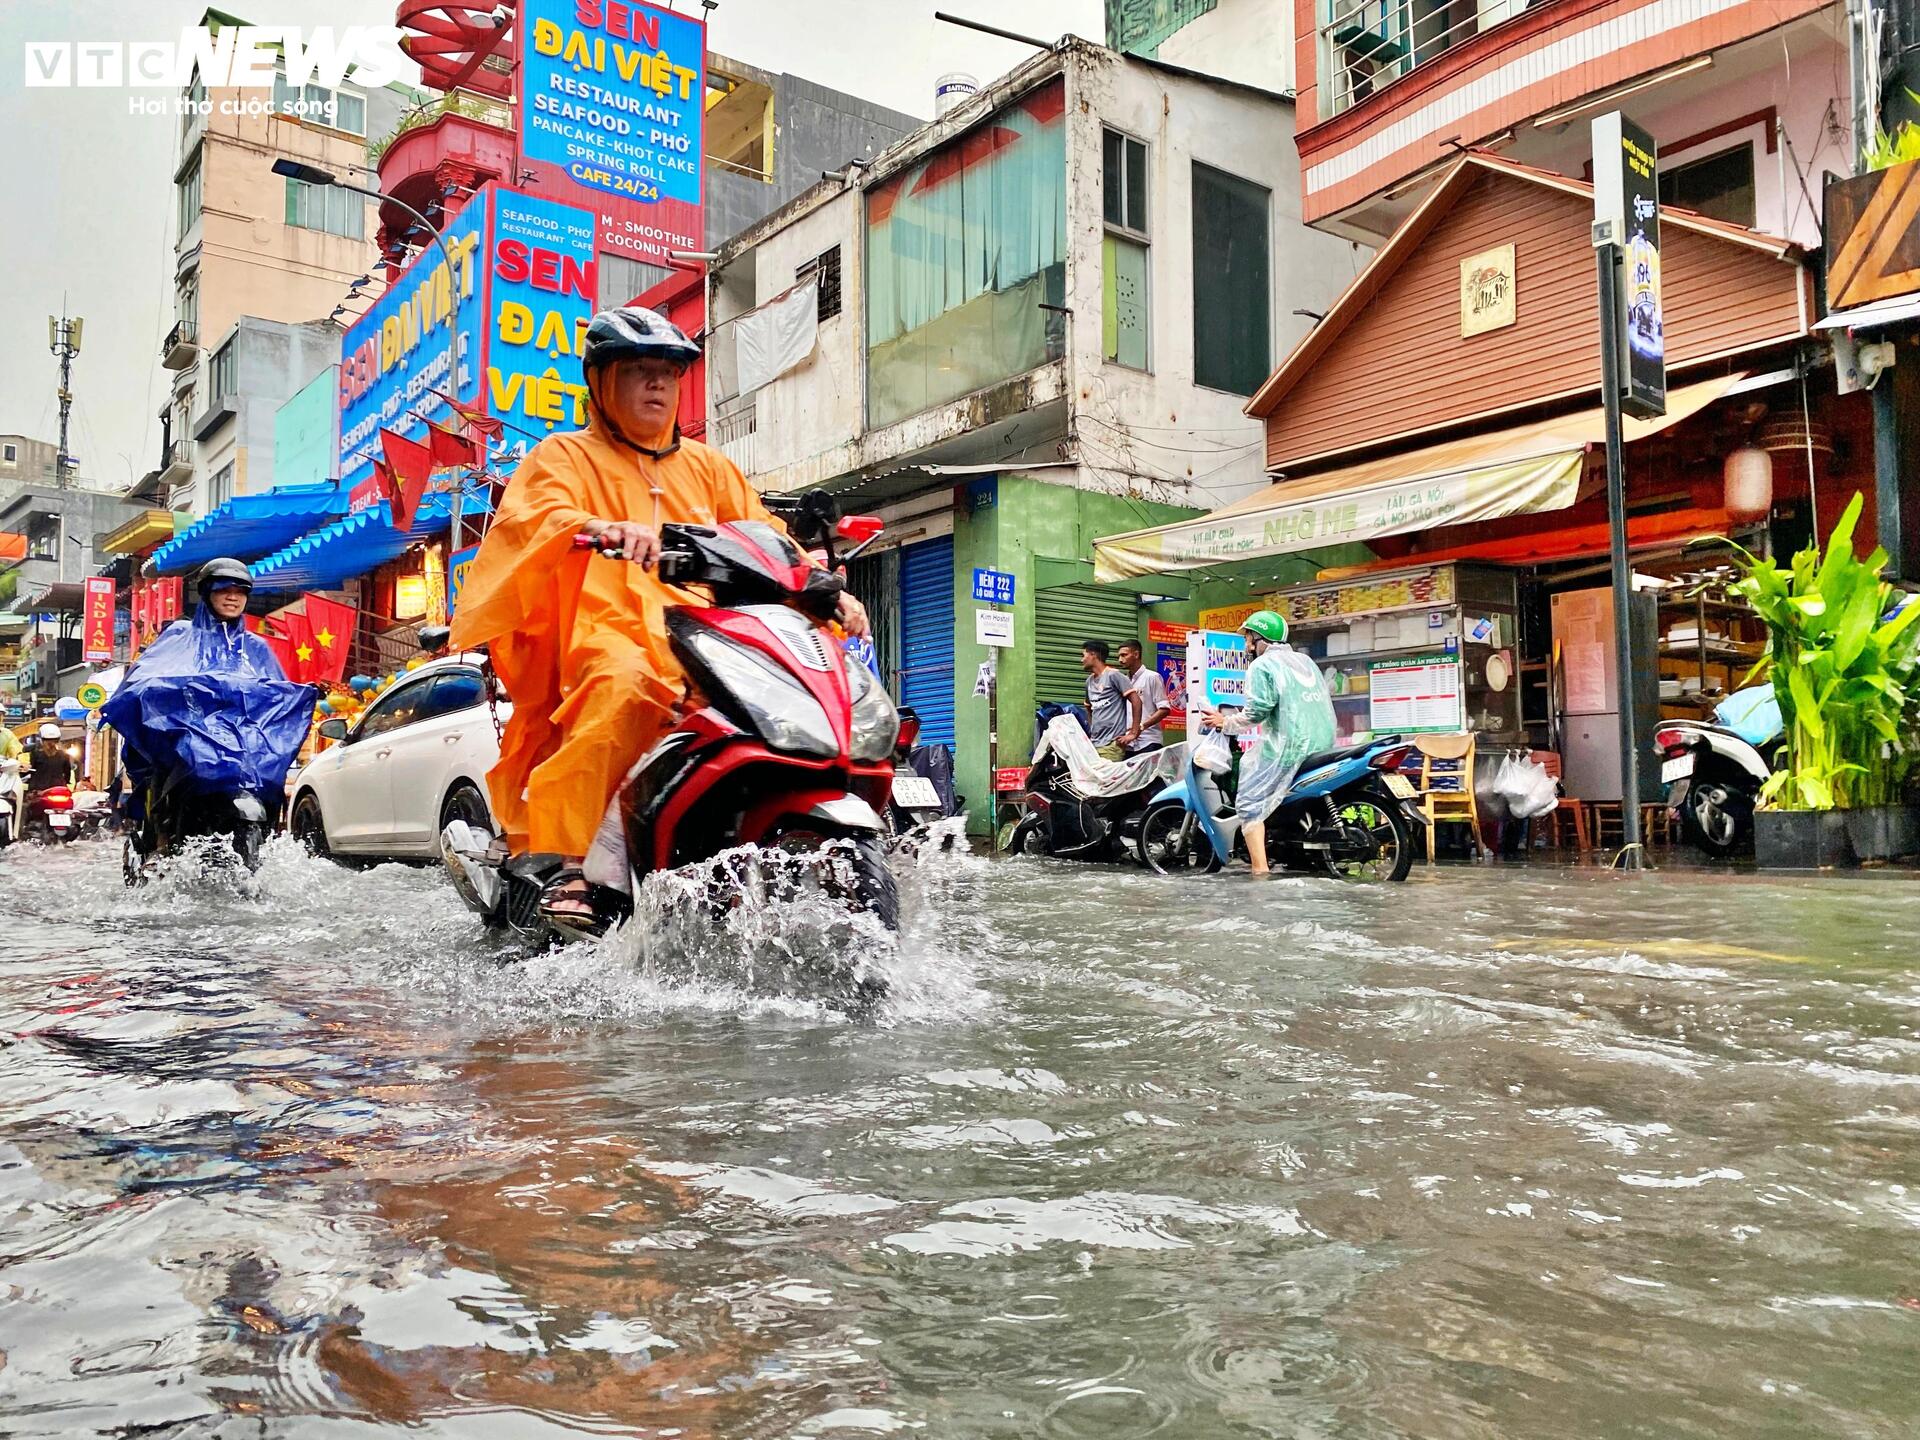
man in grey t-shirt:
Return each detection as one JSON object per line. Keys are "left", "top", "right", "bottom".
{"left": 1081, "top": 640, "right": 1139, "bottom": 760}
{"left": 1116, "top": 639, "right": 1170, "bottom": 753}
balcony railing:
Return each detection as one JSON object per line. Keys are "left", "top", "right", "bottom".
{"left": 161, "top": 321, "right": 199, "bottom": 370}
{"left": 711, "top": 402, "right": 757, "bottom": 475}
{"left": 1320, "top": 0, "right": 1530, "bottom": 116}
{"left": 159, "top": 439, "right": 194, "bottom": 495}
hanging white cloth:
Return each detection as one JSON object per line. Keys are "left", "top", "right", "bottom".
{"left": 735, "top": 279, "right": 820, "bottom": 394}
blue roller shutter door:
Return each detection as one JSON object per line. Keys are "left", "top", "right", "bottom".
{"left": 897, "top": 536, "right": 956, "bottom": 748}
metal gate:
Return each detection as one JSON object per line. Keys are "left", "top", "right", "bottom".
{"left": 1034, "top": 584, "right": 1142, "bottom": 707}
{"left": 897, "top": 536, "right": 956, "bottom": 747}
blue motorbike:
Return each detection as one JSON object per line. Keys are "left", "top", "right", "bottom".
{"left": 1134, "top": 735, "right": 1427, "bottom": 881}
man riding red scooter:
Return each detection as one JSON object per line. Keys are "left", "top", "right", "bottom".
{"left": 22, "top": 723, "right": 78, "bottom": 844}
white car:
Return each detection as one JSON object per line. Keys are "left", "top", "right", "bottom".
{"left": 288, "top": 653, "right": 505, "bottom": 860}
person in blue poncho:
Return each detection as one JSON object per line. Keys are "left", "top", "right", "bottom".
{"left": 103, "top": 559, "right": 318, "bottom": 873}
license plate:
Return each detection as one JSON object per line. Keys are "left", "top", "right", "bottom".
{"left": 48, "top": 813, "right": 71, "bottom": 829}
{"left": 1661, "top": 755, "right": 1695, "bottom": 783}
{"left": 891, "top": 775, "right": 942, "bottom": 810}
{"left": 1383, "top": 774, "right": 1417, "bottom": 800}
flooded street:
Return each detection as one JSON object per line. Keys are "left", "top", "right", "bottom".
{"left": 2, "top": 838, "right": 1917, "bottom": 1438}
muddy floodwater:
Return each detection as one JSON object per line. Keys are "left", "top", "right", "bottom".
{"left": 1, "top": 837, "right": 1917, "bottom": 1438}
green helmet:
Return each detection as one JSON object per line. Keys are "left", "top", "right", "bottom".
{"left": 1242, "top": 609, "right": 1288, "bottom": 644}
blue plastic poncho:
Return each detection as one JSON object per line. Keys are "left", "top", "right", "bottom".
{"left": 1224, "top": 644, "right": 1337, "bottom": 827}
{"left": 100, "top": 604, "right": 314, "bottom": 801}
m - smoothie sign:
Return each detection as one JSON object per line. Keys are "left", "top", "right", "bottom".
{"left": 516, "top": 0, "right": 707, "bottom": 267}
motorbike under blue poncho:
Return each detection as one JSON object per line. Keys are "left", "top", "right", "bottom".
{"left": 100, "top": 604, "right": 314, "bottom": 798}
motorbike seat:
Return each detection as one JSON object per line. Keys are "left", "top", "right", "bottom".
{"left": 1295, "top": 740, "right": 1380, "bottom": 776}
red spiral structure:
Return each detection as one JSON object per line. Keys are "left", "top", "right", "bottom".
{"left": 397, "top": 0, "right": 516, "bottom": 98}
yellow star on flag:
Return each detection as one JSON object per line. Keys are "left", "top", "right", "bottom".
{"left": 315, "top": 628, "right": 335, "bottom": 649}
{"left": 296, "top": 643, "right": 315, "bottom": 663}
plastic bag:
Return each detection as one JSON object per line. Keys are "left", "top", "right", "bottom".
{"left": 1502, "top": 755, "right": 1560, "bottom": 821}
{"left": 1475, "top": 753, "right": 1513, "bottom": 824}
{"left": 1192, "top": 730, "right": 1233, "bottom": 775}
{"left": 100, "top": 605, "right": 315, "bottom": 800}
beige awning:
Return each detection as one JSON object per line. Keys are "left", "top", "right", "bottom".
{"left": 1093, "top": 374, "right": 1743, "bottom": 582}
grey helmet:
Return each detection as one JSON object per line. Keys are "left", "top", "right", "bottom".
{"left": 196, "top": 556, "right": 253, "bottom": 599}
{"left": 581, "top": 305, "right": 700, "bottom": 375}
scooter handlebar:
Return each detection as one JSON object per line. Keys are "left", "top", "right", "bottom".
{"left": 574, "top": 531, "right": 696, "bottom": 582}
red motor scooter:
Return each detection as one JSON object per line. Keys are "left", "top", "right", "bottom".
{"left": 22, "top": 784, "right": 78, "bottom": 844}
{"left": 441, "top": 493, "right": 904, "bottom": 964}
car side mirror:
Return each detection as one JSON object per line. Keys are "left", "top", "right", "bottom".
{"left": 317, "top": 718, "right": 349, "bottom": 742}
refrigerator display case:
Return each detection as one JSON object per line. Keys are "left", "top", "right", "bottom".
{"left": 1550, "top": 584, "right": 1661, "bottom": 803}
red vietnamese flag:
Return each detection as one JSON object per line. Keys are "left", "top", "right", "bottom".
{"left": 380, "top": 429, "right": 434, "bottom": 532}
{"left": 261, "top": 618, "right": 300, "bottom": 680}
{"left": 427, "top": 422, "right": 480, "bottom": 470}
{"left": 276, "top": 609, "right": 319, "bottom": 684}
{"left": 302, "top": 594, "right": 357, "bottom": 685}
{"left": 448, "top": 398, "right": 505, "bottom": 441}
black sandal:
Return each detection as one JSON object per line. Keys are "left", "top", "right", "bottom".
{"left": 539, "top": 868, "right": 597, "bottom": 929}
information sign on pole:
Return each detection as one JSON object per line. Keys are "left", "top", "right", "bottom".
{"left": 972, "top": 568, "right": 1016, "bottom": 604}
{"left": 1591, "top": 112, "right": 1665, "bottom": 420}
{"left": 975, "top": 608, "right": 1015, "bottom": 647}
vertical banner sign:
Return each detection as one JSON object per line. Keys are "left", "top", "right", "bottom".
{"left": 82, "top": 578, "right": 115, "bottom": 663}
{"left": 517, "top": 0, "right": 707, "bottom": 269}
{"left": 1592, "top": 112, "right": 1664, "bottom": 419}
{"left": 1146, "top": 619, "right": 1192, "bottom": 722}
{"left": 485, "top": 189, "right": 599, "bottom": 477}
{"left": 1184, "top": 629, "right": 1248, "bottom": 712}
{"left": 337, "top": 198, "right": 487, "bottom": 488}
{"left": 447, "top": 543, "right": 481, "bottom": 617}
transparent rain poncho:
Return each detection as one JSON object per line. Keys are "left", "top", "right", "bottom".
{"left": 1036, "top": 714, "right": 1189, "bottom": 799}
{"left": 1217, "top": 644, "right": 1336, "bottom": 826}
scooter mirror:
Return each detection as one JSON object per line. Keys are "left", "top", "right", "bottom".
{"left": 836, "top": 515, "right": 884, "bottom": 545}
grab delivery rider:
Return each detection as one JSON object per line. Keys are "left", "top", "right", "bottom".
{"left": 449, "top": 305, "right": 870, "bottom": 922}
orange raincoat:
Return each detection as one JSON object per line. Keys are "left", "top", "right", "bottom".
{"left": 449, "top": 395, "right": 784, "bottom": 856}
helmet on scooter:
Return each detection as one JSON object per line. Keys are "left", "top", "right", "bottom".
{"left": 38, "top": 723, "right": 61, "bottom": 741}
{"left": 195, "top": 557, "right": 253, "bottom": 599}
{"left": 1242, "top": 610, "right": 1288, "bottom": 645}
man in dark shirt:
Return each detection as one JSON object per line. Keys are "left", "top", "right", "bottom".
{"left": 1081, "top": 640, "right": 1140, "bottom": 762}
{"left": 28, "top": 724, "right": 74, "bottom": 793}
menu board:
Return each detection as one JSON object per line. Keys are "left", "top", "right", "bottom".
{"left": 1369, "top": 655, "right": 1464, "bottom": 733}
{"left": 1272, "top": 567, "right": 1455, "bottom": 625}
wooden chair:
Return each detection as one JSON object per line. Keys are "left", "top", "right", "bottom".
{"left": 1413, "top": 732, "right": 1483, "bottom": 863}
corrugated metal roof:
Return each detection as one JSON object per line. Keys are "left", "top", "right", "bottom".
{"left": 246, "top": 494, "right": 471, "bottom": 592}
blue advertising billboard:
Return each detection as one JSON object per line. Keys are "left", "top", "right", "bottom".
{"left": 336, "top": 197, "right": 486, "bottom": 486}
{"left": 481, "top": 188, "right": 599, "bottom": 477}
{"left": 516, "top": 0, "right": 706, "bottom": 266}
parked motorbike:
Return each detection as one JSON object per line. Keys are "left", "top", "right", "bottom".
{"left": 1655, "top": 683, "right": 1781, "bottom": 857}
{"left": 442, "top": 496, "right": 905, "bottom": 985}
{"left": 883, "top": 707, "right": 955, "bottom": 842}
{"left": 0, "top": 758, "right": 22, "bottom": 849}
{"left": 123, "top": 768, "right": 280, "bottom": 881}
{"left": 1136, "top": 734, "right": 1426, "bottom": 881}
{"left": 1005, "top": 713, "right": 1166, "bottom": 862}
{"left": 22, "top": 784, "right": 79, "bottom": 844}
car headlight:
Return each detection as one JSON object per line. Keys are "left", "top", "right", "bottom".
{"left": 847, "top": 659, "right": 899, "bottom": 762}
{"left": 682, "top": 629, "right": 839, "bottom": 758}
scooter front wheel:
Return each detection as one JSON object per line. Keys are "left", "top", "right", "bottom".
{"left": 1136, "top": 802, "right": 1223, "bottom": 875}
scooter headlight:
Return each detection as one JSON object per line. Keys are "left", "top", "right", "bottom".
{"left": 847, "top": 659, "right": 900, "bottom": 763}
{"left": 681, "top": 629, "right": 839, "bottom": 759}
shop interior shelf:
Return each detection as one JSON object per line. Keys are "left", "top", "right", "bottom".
{"left": 1318, "top": 639, "right": 1465, "bottom": 663}
{"left": 1659, "top": 640, "right": 1763, "bottom": 662}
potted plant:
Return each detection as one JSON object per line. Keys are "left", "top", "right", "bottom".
{"left": 1730, "top": 493, "right": 1920, "bottom": 868}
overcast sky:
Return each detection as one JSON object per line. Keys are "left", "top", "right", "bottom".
{"left": 0, "top": 0, "right": 1101, "bottom": 493}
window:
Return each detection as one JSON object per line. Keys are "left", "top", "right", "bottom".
{"left": 1191, "top": 163, "right": 1271, "bottom": 396}
{"left": 176, "top": 146, "right": 202, "bottom": 239}
{"left": 209, "top": 340, "right": 237, "bottom": 406}
{"left": 1102, "top": 129, "right": 1151, "bottom": 371}
{"left": 797, "top": 245, "right": 843, "bottom": 322}
{"left": 420, "top": 669, "right": 485, "bottom": 720}
{"left": 27, "top": 517, "right": 58, "bottom": 561}
{"left": 1659, "top": 142, "right": 1756, "bottom": 228}
{"left": 209, "top": 463, "right": 235, "bottom": 508}
{"left": 182, "top": 72, "right": 206, "bottom": 138}
{"left": 866, "top": 80, "right": 1067, "bottom": 428}
{"left": 2, "top": 444, "right": 16, "bottom": 463}
{"left": 285, "top": 178, "right": 365, "bottom": 240}
{"left": 356, "top": 678, "right": 433, "bottom": 737}
{"left": 272, "top": 72, "right": 366, "bottom": 134}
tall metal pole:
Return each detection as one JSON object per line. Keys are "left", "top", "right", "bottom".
{"left": 49, "top": 314, "right": 81, "bottom": 487}
{"left": 1595, "top": 245, "right": 1644, "bottom": 867}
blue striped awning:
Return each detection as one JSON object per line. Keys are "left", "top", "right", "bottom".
{"left": 246, "top": 492, "right": 482, "bottom": 592}
{"left": 149, "top": 484, "right": 348, "bottom": 574}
